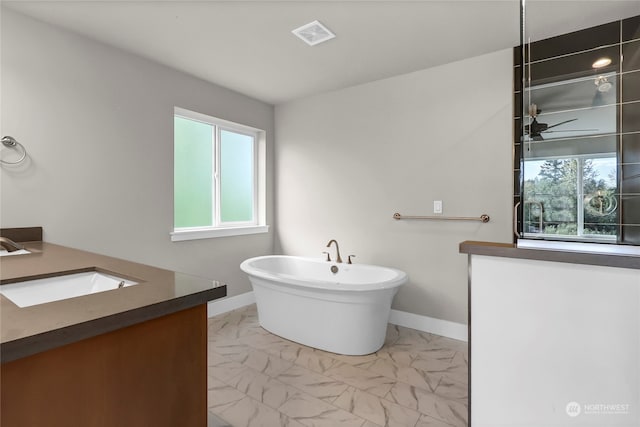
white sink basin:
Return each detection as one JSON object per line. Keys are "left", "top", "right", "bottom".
{"left": 0, "top": 249, "right": 31, "bottom": 257}
{"left": 0, "top": 271, "right": 138, "bottom": 307}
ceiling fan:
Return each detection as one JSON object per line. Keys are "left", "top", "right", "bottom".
{"left": 525, "top": 104, "right": 596, "bottom": 141}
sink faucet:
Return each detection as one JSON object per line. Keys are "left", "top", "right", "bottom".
{"left": 326, "top": 239, "right": 342, "bottom": 263}
{"left": 0, "top": 237, "right": 24, "bottom": 252}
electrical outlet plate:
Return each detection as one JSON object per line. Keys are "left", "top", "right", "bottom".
{"left": 434, "top": 200, "right": 443, "bottom": 214}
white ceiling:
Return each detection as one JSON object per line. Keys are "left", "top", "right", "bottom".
{"left": 3, "top": 1, "right": 639, "bottom": 105}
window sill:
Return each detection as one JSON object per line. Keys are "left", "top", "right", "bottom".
{"left": 522, "top": 233, "right": 617, "bottom": 243}
{"left": 171, "top": 225, "right": 269, "bottom": 241}
{"left": 517, "top": 238, "right": 640, "bottom": 256}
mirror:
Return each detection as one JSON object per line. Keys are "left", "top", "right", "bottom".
{"left": 516, "top": 8, "right": 640, "bottom": 244}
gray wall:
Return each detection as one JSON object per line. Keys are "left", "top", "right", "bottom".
{"left": 275, "top": 49, "right": 514, "bottom": 324}
{"left": 1, "top": 7, "right": 516, "bottom": 324}
{"left": 0, "top": 9, "right": 274, "bottom": 295}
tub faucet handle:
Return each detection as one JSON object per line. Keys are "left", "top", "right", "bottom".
{"left": 322, "top": 251, "right": 331, "bottom": 262}
{"left": 347, "top": 255, "right": 356, "bottom": 264}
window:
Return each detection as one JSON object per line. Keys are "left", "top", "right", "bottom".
{"left": 171, "top": 107, "right": 267, "bottom": 241}
{"left": 523, "top": 154, "right": 617, "bottom": 241}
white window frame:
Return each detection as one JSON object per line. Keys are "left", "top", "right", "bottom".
{"left": 523, "top": 152, "right": 617, "bottom": 242}
{"left": 171, "top": 107, "right": 268, "bottom": 241}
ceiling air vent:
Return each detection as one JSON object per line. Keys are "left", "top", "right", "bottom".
{"left": 292, "top": 20, "right": 336, "bottom": 46}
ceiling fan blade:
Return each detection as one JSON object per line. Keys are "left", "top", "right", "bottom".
{"left": 545, "top": 118, "right": 578, "bottom": 130}
{"left": 533, "top": 134, "right": 544, "bottom": 141}
{"left": 525, "top": 117, "right": 547, "bottom": 137}
{"left": 543, "top": 129, "right": 599, "bottom": 133}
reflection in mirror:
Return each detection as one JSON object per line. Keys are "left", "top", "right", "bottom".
{"left": 523, "top": 73, "right": 618, "bottom": 240}
{"left": 517, "top": 7, "right": 640, "bottom": 244}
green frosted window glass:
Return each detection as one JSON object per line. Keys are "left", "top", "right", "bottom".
{"left": 220, "top": 129, "right": 254, "bottom": 223}
{"left": 174, "top": 116, "right": 213, "bottom": 228}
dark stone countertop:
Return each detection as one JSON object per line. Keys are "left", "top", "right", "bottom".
{"left": 459, "top": 240, "right": 640, "bottom": 270}
{"left": 1, "top": 241, "right": 226, "bottom": 362}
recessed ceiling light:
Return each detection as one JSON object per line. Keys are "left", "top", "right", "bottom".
{"left": 292, "top": 20, "right": 335, "bottom": 46}
{"left": 592, "top": 57, "right": 612, "bottom": 69}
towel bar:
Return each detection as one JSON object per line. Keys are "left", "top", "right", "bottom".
{"left": 393, "top": 212, "right": 490, "bottom": 223}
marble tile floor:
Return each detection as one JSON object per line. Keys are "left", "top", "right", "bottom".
{"left": 207, "top": 305, "right": 468, "bottom": 427}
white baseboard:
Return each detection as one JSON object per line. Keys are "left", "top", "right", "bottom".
{"left": 207, "top": 290, "right": 468, "bottom": 342}
{"left": 207, "top": 291, "right": 256, "bottom": 317}
{"left": 389, "top": 309, "right": 468, "bottom": 342}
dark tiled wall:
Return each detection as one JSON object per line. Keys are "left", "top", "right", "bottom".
{"left": 513, "top": 14, "right": 640, "bottom": 244}
{"left": 621, "top": 20, "right": 640, "bottom": 243}
{"left": 513, "top": 47, "right": 523, "bottom": 237}
{"left": 525, "top": 21, "right": 620, "bottom": 63}
{"left": 620, "top": 16, "right": 639, "bottom": 244}
{"left": 623, "top": 15, "right": 640, "bottom": 41}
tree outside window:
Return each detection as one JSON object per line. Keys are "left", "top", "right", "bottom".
{"left": 523, "top": 156, "right": 617, "bottom": 239}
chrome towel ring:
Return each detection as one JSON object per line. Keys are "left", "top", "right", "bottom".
{"left": 1, "top": 136, "right": 27, "bottom": 165}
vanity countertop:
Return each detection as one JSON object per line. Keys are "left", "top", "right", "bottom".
{"left": 0, "top": 241, "right": 226, "bottom": 363}
{"left": 459, "top": 240, "right": 640, "bottom": 270}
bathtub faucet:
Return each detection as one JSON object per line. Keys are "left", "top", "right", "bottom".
{"left": 325, "top": 239, "right": 342, "bottom": 263}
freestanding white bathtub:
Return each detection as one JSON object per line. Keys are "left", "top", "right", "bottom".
{"left": 240, "top": 256, "right": 408, "bottom": 355}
